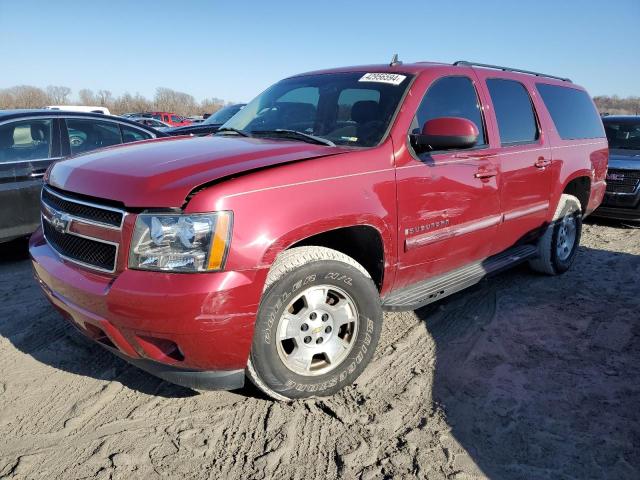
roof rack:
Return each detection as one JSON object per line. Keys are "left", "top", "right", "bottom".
{"left": 453, "top": 61, "right": 572, "bottom": 83}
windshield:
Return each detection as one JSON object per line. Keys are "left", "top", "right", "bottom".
{"left": 221, "top": 72, "right": 412, "bottom": 147}
{"left": 604, "top": 119, "right": 640, "bottom": 151}
{"left": 205, "top": 104, "right": 244, "bottom": 124}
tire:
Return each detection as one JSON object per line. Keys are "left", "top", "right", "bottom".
{"left": 529, "top": 194, "right": 582, "bottom": 275}
{"left": 247, "top": 246, "right": 382, "bottom": 401}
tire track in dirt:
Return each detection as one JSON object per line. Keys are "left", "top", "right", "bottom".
{"left": 1, "top": 225, "right": 639, "bottom": 479}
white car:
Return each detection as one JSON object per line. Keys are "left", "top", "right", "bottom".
{"left": 45, "top": 105, "right": 111, "bottom": 115}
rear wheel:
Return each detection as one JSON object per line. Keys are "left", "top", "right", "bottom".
{"left": 529, "top": 194, "right": 582, "bottom": 275}
{"left": 247, "top": 246, "right": 382, "bottom": 401}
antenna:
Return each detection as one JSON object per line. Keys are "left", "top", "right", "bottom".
{"left": 390, "top": 54, "right": 402, "bottom": 67}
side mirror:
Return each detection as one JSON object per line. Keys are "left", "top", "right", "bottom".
{"left": 412, "top": 117, "right": 479, "bottom": 151}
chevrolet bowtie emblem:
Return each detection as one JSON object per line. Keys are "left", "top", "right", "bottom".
{"left": 50, "top": 211, "right": 71, "bottom": 234}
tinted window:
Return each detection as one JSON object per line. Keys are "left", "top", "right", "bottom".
{"left": 224, "top": 72, "right": 412, "bottom": 147}
{"left": 121, "top": 125, "right": 153, "bottom": 143}
{"left": 536, "top": 84, "right": 605, "bottom": 139}
{"left": 0, "top": 119, "right": 53, "bottom": 163}
{"left": 413, "top": 76, "right": 486, "bottom": 146}
{"left": 487, "top": 79, "right": 538, "bottom": 145}
{"left": 603, "top": 119, "right": 640, "bottom": 150}
{"left": 204, "top": 104, "right": 244, "bottom": 124}
{"left": 66, "top": 119, "right": 122, "bottom": 155}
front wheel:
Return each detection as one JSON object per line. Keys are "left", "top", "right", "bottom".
{"left": 247, "top": 246, "right": 382, "bottom": 401}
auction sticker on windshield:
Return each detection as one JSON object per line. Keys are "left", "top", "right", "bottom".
{"left": 359, "top": 73, "right": 407, "bottom": 85}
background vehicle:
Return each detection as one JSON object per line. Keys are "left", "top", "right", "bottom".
{"left": 593, "top": 115, "right": 640, "bottom": 221}
{"left": 166, "top": 104, "right": 245, "bottom": 136}
{"left": 131, "top": 117, "right": 173, "bottom": 132}
{"left": 146, "top": 111, "right": 192, "bottom": 126}
{"left": 0, "top": 110, "right": 167, "bottom": 243}
{"left": 45, "top": 105, "right": 111, "bottom": 115}
{"left": 30, "top": 61, "right": 607, "bottom": 401}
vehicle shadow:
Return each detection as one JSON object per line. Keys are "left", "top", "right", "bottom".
{"left": 416, "top": 245, "right": 640, "bottom": 478}
{"left": 0, "top": 250, "right": 197, "bottom": 399}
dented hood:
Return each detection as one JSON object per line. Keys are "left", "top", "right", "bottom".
{"left": 47, "top": 136, "right": 350, "bottom": 207}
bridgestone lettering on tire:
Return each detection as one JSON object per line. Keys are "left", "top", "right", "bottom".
{"left": 529, "top": 194, "right": 583, "bottom": 275}
{"left": 246, "top": 246, "right": 382, "bottom": 401}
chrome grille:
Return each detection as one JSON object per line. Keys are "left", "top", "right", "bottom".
{"left": 43, "top": 221, "right": 117, "bottom": 271}
{"left": 606, "top": 169, "right": 640, "bottom": 194}
{"left": 41, "top": 186, "right": 124, "bottom": 273}
{"left": 42, "top": 187, "right": 123, "bottom": 228}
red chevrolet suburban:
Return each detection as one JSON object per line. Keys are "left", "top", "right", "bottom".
{"left": 30, "top": 61, "right": 608, "bottom": 400}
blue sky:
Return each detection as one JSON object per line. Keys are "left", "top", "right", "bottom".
{"left": 1, "top": 0, "right": 638, "bottom": 103}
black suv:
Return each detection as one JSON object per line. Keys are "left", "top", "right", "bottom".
{"left": 0, "top": 110, "right": 166, "bottom": 243}
{"left": 594, "top": 115, "right": 640, "bottom": 221}
{"left": 165, "top": 104, "right": 245, "bottom": 137}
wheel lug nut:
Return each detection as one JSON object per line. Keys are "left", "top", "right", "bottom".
{"left": 322, "top": 314, "right": 329, "bottom": 321}
{"left": 304, "top": 336, "right": 312, "bottom": 344}
{"left": 301, "top": 323, "right": 308, "bottom": 331}
{"left": 325, "top": 326, "right": 332, "bottom": 333}
{"left": 310, "top": 312, "right": 317, "bottom": 320}
{"left": 316, "top": 337, "right": 323, "bottom": 344}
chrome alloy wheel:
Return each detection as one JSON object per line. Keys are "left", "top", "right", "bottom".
{"left": 556, "top": 214, "right": 577, "bottom": 261}
{"left": 275, "top": 284, "right": 359, "bottom": 376}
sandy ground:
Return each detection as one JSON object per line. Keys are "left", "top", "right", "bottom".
{"left": 0, "top": 220, "right": 638, "bottom": 480}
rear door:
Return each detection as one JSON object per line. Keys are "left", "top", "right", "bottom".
{"left": 394, "top": 74, "right": 501, "bottom": 289}
{"left": 474, "top": 72, "right": 553, "bottom": 251}
{"left": 0, "top": 117, "right": 61, "bottom": 241}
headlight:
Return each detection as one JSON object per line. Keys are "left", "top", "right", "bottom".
{"left": 129, "top": 212, "right": 232, "bottom": 272}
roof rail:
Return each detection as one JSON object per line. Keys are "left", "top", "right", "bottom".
{"left": 453, "top": 61, "right": 572, "bottom": 83}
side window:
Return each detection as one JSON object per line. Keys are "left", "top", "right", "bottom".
{"left": 536, "top": 84, "right": 605, "bottom": 140}
{"left": 0, "top": 119, "right": 53, "bottom": 163}
{"left": 413, "top": 76, "right": 486, "bottom": 147}
{"left": 171, "top": 115, "right": 181, "bottom": 123}
{"left": 121, "top": 124, "right": 153, "bottom": 143}
{"left": 163, "top": 115, "right": 170, "bottom": 123}
{"left": 486, "top": 79, "right": 539, "bottom": 145}
{"left": 66, "top": 119, "right": 123, "bottom": 155}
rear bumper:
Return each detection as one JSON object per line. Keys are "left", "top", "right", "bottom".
{"left": 29, "top": 228, "right": 267, "bottom": 389}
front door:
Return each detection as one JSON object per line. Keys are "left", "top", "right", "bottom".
{"left": 0, "top": 117, "right": 61, "bottom": 241}
{"left": 394, "top": 74, "right": 501, "bottom": 290}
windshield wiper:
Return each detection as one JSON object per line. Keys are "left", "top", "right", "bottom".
{"left": 216, "top": 127, "right": 251, "bottom": 137}
{"left": 252, "top": 129, "right": 335, "bottom": 147}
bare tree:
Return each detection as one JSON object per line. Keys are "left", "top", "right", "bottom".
{"left": 46, "top": 85, "right": 72, "bottom": 104}
{"left": 78, "top": 89, "right": 96, "bottom": 105}
{"left": 97, "top": 90, "right": 112, "bottom": 107}
{"left": 200, "top": 97, "right": 226, "bottom": 115}
{"left": 154, "top": 87, "right": 197, "bottom": 116}
{"left": 0, "top": 83, "right": 236, "bottom": 115}
{"left": 1, "top": 85, "right": 49, "bottom": 108}
{"left": 594, "top": 95, "right": 640, "bottom": 115}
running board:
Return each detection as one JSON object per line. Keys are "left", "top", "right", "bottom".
{"left": 382, "top": 244, "right": 537, "bottom": 311}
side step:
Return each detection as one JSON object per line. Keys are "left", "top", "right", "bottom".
{"left": 382, "top": 244, "right": 537, "bottom": 312}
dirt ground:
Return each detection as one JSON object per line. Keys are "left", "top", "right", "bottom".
{"left": 0, "top": 220, "right": 638, "bottom": 480}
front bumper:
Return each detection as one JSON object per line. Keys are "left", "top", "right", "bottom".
{"left": 592, "top": 192, "right": 640, "bottom": 222}
{"left": 30, "top": 228, "right": 267, "bottom": 390}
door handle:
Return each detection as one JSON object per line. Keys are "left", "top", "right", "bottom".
{"left": 534, "top": 157, "right": 551, "bottom": 169}
{"left": 30, "top": 171, "right": 46, "bottom": 178}
{"left": 474, "top": 170, "right": 497, "bottom": 180}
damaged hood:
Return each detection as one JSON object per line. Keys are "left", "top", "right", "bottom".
{"left": 47, "top": 136, "right": 350, "bottom": 207}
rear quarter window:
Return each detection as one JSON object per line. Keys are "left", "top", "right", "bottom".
{"left": 536, "top": 84, "right": 605, "bottom": 140}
